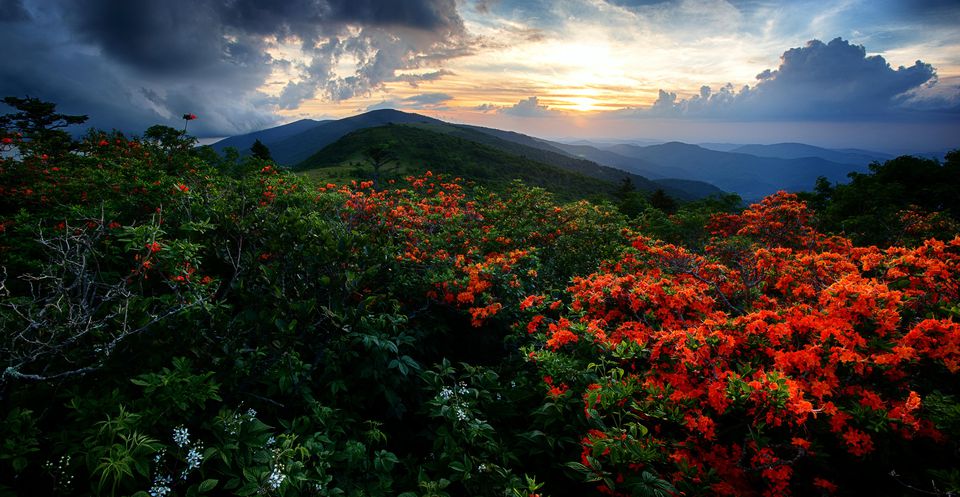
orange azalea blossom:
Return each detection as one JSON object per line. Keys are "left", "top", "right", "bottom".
{"left": 905, "top": 391, "right": 922, "bottom": 411}
{"left": 519, "top": 192, "right": 960, "bottom": 496}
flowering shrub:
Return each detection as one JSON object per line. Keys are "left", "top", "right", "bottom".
{"left": 523, "top": 192, "right": 960, "bottom": 496}
{"left": 1, "top": 100, "right": 957, "bottom": 496}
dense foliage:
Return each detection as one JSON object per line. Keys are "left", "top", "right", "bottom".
{"left": 1, "top": 101, "right": 958, "bottom": 496}
{"left": 803, "top": 153, "right": 960, "bottom": 246}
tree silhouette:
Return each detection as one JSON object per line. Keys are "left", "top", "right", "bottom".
{"left": 250, "top": 139, "right": 273, "bottom": 161}
{"left": 1, "top": 96, "right": 87, "bottom": 156}
{"left": 649, "top": 188, "right": 677, "bottom": 213}
{"left": 364, "top": 142, "right": 397, "bottom": 187}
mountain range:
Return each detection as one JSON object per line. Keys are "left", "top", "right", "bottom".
{"left": 212, "top": 110, "right": 891, "bottom": 201}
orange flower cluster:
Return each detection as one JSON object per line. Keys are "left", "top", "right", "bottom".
{"left": 525, "top": 192, "right": 960, "bottom": 495}
{"left": 336, "top": 174, "right": 554, "bottom": 327}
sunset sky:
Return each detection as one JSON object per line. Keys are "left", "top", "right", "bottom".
{"left": 1, "top": 0, "right": 958, "bottom": 152}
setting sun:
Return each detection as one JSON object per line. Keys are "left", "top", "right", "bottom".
{"left": 561, "top": 96, "right": 603, "bottom": 112}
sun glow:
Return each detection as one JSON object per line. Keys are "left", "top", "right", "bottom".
{"left": 563, "top": 96, "right": 603, "bottom": 112}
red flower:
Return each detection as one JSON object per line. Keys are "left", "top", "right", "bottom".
{"left": 1, "top": 137, "right": 12, "bottom": 144}
{"left": 813, "top": 478, "right": 838, "bottom": 494}
{"left": 905, "top": 391, "right": 922, "bottom": 412}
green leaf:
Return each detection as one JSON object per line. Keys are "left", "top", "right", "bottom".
{"left": 236, "top": 482, "right": 260, "bottom": 496}
{"left": 199, "top": 479, "right": 219, "bottom": 493}
{"left": 564, "top": 462, "right": 591, "bottom": 473}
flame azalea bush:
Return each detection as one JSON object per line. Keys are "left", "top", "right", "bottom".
{"left": 2, "top": 100, "right": 959, "bottom": 497}
{"left": 0, "top": 102, "right": 624, "bottom": 497}
{"left": 522, "top": 192, "right": 960, "bottom": 496}
{"left": 331, "top": 175, "right": 626, "bottom": 329}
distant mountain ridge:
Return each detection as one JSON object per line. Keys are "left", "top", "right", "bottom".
{"left": 211, "top": 109, "right": 723, "bottom": 200}
{"left": 212, "top": 118, "right": 323, "bottom": 157}
{"left": 210, "top": 109, "right": 888, "bottom": 201}
{"left": 728, "top": 143, "right": 890, "bottom": 165}
{"left": 213, "top": 109, "right": 443, "bottom": 165}
{"left": 603, "top": 142, "right": 871, "bottom": 200}
{"left": 294, "top": 123, "right": 723, "bottom": 201}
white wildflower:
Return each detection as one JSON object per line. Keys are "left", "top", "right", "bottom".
{"left": 150, "top": 474, "right": 173, "bottom": 497}
{"left": 172, "top": 426, "right": 189, "bottom": 447}
{"left": 267, "top": 463, "right": 286, "bottom": 490}
{"left": 186, "top": 444, "right": 203, "bottom": 470}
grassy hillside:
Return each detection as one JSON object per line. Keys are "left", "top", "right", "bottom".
{"left": 440, "top": 125, "right": 723, "bottom": 199}
{"left": 268, "top": 109, "right": 443, "bottom": 165}
{"left": 295, "top": 124, "right": 640, "bottom": 202}
{"left": 412, "top": 123, "right": 675, "bottom": 194}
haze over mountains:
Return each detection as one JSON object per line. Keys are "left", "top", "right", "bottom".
{"left": 213, "top": 109, "right": 900, "bottom": 201}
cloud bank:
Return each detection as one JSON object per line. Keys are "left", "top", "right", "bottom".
{"left": 0, "top": 0, "right": 471, "bottom": 135}
{"left": 639, "top": 38, "right": 948, "bottom": 120}
{"left": 365, "top": 92, "right": 454, "bottom": 111}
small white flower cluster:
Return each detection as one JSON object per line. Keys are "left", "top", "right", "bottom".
{"left": 186, "top": 443, "right": 204, "bottom": 471}
{"left": 266, "top": 436, "right": 276, "bottom": 447}
{"left": 172, "top": 426, "right": 190, "bottom": 447}
{"left": 168, "top": 426, "right": 205, "bottom": 481}
{"left": 224, "top": 406, "right": 258, "bottom": 436}
{"left": 149, "top": 473, "right": 173, "bottom": 497}
{"left": 267, "top": 462, "right": 286, "bottom": 491}
{"left": 437, "top": 383, "right": 473, "bottom": 422}
{"left": 43, "top": 454, "right": 74, "bottom": 489}
{"left": 477, "top": 463, "right": 487, "bottom": 472}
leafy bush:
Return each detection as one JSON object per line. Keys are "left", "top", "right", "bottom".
{"left": 1, "top": 100, "right": 957, "bottom": 496}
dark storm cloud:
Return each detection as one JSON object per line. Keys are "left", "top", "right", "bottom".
{"left": 890, "top": 0, "right": 960, "bottom": 26}
{"left": 640, "top": 38, "right": 945, "bottom": 120}
{"left": 326, "top": 0, "right": 465, "bottom": 30}
{"left": 0, "top": 0, "right": 469, "bottom": 136}
{"left": 404, "top": 92, "right": 454, "bottom": 105}
{"left": 364, "top": 92, "right": 453, "bottom": 111}
{"left": 394, "top": 69, "right": 454, "bottom": 87}
{"left": 0, "top": 0, "right": 31, "bottom": 21}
